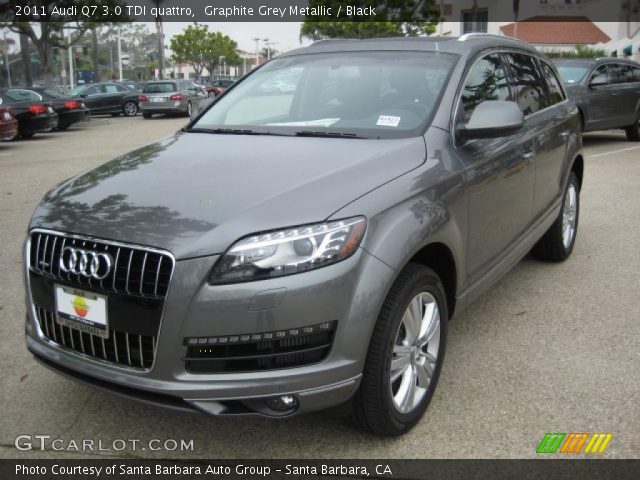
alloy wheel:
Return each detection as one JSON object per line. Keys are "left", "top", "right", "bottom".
{"left": 562, "top": 183, "right": 577, "bottom": 249}
{"left": 389, "top": 292, "right": 441, "bottom": 414}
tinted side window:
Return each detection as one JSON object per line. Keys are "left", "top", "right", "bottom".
{"left": 85, "top": 85, "right": 103, "bottom": 95}
{"left": 590, "top": 65, "right": 610, "bottom": 85}
{"left": 540, "top": 61, "right": 565, "bottom": 105}
{"left": 459, "top": 54, "right": 511, "bottom": 122}
{"left": 617, "top": 64, "right": 637, "bottom": 83}
{"left": 504, "top": 53, "right": 549, "bottom": 115}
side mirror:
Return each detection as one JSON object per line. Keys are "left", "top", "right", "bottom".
{"left": 459, "top": 100, "right": 524, "bottom": 140}
{"left": 588, "top": 75, "right": 608, "bottom": 88}
{"left": 79, "top": 94, "right": 87, "bottom": 98}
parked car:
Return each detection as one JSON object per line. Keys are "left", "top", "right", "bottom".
{"left": 205, "top": 79, "right": 235, "bottom": 97}
{"left": 0, "top": 105, "right": 18, "bottom": 141}
{"left": 0, "top": 91, "right": 58, "bottom": 138}
{"left": 2, "top": 87, "right": 90, "bottom": 130}
{"left": 138, "top": 80, "right": 206, "bottom": 118}
{"left": 68, "top": 82, "right": 139, "bottom": 117}
{"left": 554, "top": 58, "right": 640, "bottom": 141}
{"left": 25, "top": 34, "right": 583, "bottom": 436}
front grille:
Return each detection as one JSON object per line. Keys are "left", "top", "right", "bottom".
{"left": 185, "top": 322, "right": 337, "bottom": 373}
{"left": 36, "top": 306, "right": 155, "bottom": 369}
{"left": 29, "top": 231, "right": 173, "bottom": 299}
{"left": 28, "top": 230, "right": 174, "bottom": 371}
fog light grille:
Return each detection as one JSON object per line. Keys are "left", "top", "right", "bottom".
{"left": 184, "top": 321, "right": 337, "bottom": 373}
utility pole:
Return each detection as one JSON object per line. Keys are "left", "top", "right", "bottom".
{"left": 252, "top": 37, "right": 260, "bottom": 68}
{"left": 68, "top": 29, "right": 74, "bottom": 89}
{"left": 117, "top": 29, "right": 123, "bottom": 81}
{"left": 2, "top": 30, "right": 11, "bottom": 87}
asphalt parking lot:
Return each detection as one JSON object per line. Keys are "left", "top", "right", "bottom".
{"left": 0, "top": 117, "right": 638, "bottom": 459}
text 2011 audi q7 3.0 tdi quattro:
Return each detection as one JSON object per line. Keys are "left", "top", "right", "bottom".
{"left": 25, "top": 35, "right": 583, "bottom": 436}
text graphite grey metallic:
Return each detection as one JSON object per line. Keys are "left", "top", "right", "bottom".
{"left": 25, "top": 35, "right": 583, "bottom": 436}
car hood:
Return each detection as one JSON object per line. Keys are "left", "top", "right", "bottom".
{"left": 30, "top": 131, "right": 426, "bottom": 259}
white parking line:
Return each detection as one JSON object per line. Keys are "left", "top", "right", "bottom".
{"left": 590, "top": 145, "right": 640, "bottom": 158}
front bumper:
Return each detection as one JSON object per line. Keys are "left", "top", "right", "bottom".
{"left": 57, "top": 109, "right": 90, "bottom": 129}
{"left": 24, "top": 236, "right": 394, "bottom": 417}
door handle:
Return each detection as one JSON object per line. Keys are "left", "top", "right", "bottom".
{"left": 523, "top": 151, "right": 535, "bottom": 160}
{"left": 560, "top": 130, "right": 570, "bottom": 138}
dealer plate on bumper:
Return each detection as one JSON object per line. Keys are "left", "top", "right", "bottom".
{"left": 54, "top": 285, "right": 108, "bottom": 338}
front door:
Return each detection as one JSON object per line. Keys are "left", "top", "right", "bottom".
{"left": 453, "top": 53, "right": 536, "bottom": 282}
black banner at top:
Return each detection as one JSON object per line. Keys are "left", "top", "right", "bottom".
{"left": 0, "top": 0, "right": 639, "bottom": 23}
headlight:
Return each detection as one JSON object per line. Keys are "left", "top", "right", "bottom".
{"left": 210, "top": 217, "right": 366, "bottom": 284}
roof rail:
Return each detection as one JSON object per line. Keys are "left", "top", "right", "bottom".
{"left": 458, "top": 32, "right": 532, "bottom": 47}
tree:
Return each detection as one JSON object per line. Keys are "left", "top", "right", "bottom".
{"left": 300, "top": 0, "right": 439, "bottom": 40}
{"left": 0, "top": 1, "right": 128, "bottom": 87}
{"left": 203, "top": 32, "right": 240, "bottom": 77}
{"left": 170, "top": 26, "right": 240, "bottom": 78}
{"left": 170, "top": 25, "right": 209, "bottom": 78}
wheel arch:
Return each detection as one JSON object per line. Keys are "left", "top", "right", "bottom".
{"left": 571, "top": 154, "right": 584, "bottom": 190}
{"left": 407, "top": 242, "right": 457, "bottom": 318}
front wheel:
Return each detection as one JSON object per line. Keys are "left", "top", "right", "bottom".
{"left": 625, "top": 112, "right": 640, "bottom": 141}
{"left": 532, "top": 172, "right": 580, "bottom": 261}
{"left": 122, "top": 101, "right": 138, "bottom": 117}
{"left": 349, "top": 263, "right": 447, "bottom": 436}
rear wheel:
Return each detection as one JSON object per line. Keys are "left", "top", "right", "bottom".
{"left": 349, "top": 263, "right": 447, "bottom": 436}
{"left": 123, "top": 101, "right": 138, "bottom": 117}
{"left": 532, "top": 172, "right": 580, "bottom": 262}
{"left": 625, "top": 111, "right": 640, "bottom": 141}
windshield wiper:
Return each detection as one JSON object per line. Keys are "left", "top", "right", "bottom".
{"left": 185, "top": 127, "right": 292, "bottom": 137}
{"left": 294, "top": 130, "right": 368, "bottom": 139}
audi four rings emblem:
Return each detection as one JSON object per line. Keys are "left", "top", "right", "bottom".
{"left": 59, "top": 247, "right": 113, "bottom": 280}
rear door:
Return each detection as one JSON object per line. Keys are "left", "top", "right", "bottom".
{"left": 612, "top": 63, "right": 640, "bottom": 127}
{"left": 453, "top": 52, "right": 536, "bottom": 282}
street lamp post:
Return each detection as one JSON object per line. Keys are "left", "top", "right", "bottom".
{"left": 117, "top": 28, "right": 123, "bottom": 81}
{"left": 252, "top": 37, "right": 260, "bottom": 68}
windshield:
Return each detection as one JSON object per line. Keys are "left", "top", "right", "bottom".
{"left": 144, "top": 82, "right": 177, "bottom": 93}
{"left": 193, "top": 51, "right": 457, "bottom": 138}
{"left": 556, "top": 65, "right": 589, "bottom": 84}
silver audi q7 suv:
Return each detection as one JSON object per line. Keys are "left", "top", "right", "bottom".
{"left": 25, "top": 35, "right": 583, "bottom": 436}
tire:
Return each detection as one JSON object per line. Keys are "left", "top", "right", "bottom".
{"left": 123, "top": 101, "right": 138, "bottom": 117}
{"left": 349, "top": 263, "right": 448, "bottom": 436}
{"left": 625, "top": 112, "right": 640, "bottom": 141}
{"left": 142, "top": 113, "right": 152, "bottom": 119}
{"left": 186, "top": 101, "right": 192, "bottom": 117}
{"left": 110, "top": 112, "right": 120, "bottom": 117}
{"left": 532, "top": 172, "right": 580, "bottom": 262}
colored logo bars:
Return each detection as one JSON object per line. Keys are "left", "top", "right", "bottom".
{"left": 537, "top": 433, "right": 613, "bottom": 454}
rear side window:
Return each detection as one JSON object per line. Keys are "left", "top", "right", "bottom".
{"left": 504, "top": 53, "right": 549, "bottom": 115}
{"left": 616, "top": 64, "right": 639, "bottom": 83}
{"left": 540, "top": 61, "right": 565, "bottom": 105}
{"left": 4, "top": 89, "right": 41, "bottom": 102}
{"left": 459, "top": 54, "right": 511, "bottom": 123}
